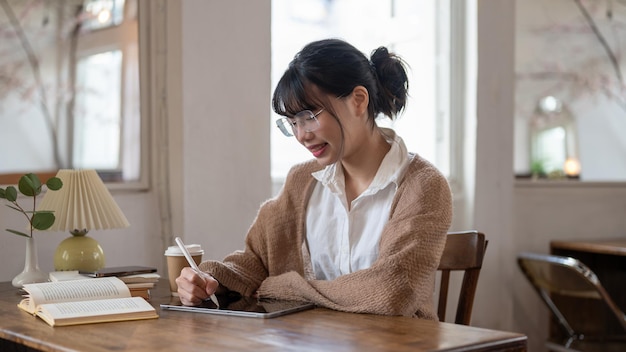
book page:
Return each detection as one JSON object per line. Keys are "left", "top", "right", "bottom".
{"left": 19, "top": 277, "right": 131, "bottom": 313}
{"left": 36, "top": 297, "right": 157, "bottom": 326}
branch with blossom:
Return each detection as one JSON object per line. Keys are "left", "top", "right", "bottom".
{"left": 574, "top": 0, "right": 623, "bottom": 84}
{"left": 517, "top": 0, "right": 626, "bottom": 114}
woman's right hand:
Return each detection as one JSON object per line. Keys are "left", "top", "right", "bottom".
{"left": 176, "top": 266, "right": 219, "bottom": 306}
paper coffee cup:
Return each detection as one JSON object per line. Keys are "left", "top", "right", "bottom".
{"left": 164, "top": 244, "right": 204, "bottom": 296}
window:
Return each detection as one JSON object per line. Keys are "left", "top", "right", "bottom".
{"left": 75, "top": 51, "right": 122, "bottom": 169}
{"left": 271, "top": 0, "right": 465, "bottom": 191}
{"left": 0, "top": 0, "right": 141, "bottom": 184}
{"left": 73, "top": 0, "right": 140, "bottom": 181}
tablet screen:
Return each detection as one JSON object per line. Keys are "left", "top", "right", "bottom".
{"left": 160, "top": 294, "right": 315, "bottom": 319}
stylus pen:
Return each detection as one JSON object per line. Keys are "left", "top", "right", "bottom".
{"left": 174, "top": 237, "right": 220, "bottom": 308}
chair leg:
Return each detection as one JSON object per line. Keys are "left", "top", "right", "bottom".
{"left": 545, "top": 341, "right": 582, "bottom": 352}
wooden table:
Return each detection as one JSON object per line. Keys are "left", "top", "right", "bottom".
{"left": 0, "top": 280, "right": 527, "bottom": 352}
{"left": 551, "top": 238, "right": 626, "bottom": 257}
{"left": 550, "top": 238, "right": 626, "bottom": 340}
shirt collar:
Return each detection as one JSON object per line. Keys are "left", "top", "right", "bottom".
{"left": 312, "top": 128, "right": 410, "bottom": 196}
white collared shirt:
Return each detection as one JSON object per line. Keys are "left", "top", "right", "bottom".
{"left": 306, "top": 128, "right": 411, "bottom": 280}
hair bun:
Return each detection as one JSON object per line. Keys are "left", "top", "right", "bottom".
{"left": 369, "top": 46, "right": 409, "bottom": 118}
{"left": 370, "top": 46, "right": 390, "bottom": 68}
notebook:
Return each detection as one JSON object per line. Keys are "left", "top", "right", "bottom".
{"left": 160, "top": 294, "right": 315, "bottom": 319}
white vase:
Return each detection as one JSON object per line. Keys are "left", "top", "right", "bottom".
{"left": 12, "top": 237, "right": 49, "bottom": 288}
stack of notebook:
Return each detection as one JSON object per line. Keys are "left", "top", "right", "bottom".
{"left": 117, "top": 273, "right": 160, "bottom": 299}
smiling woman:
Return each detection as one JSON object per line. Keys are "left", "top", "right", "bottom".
{"left": 0, "top": 0, "right": 146, "bottom": 186}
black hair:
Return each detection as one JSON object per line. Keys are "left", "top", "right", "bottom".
{"left": 272, "top": 38, "right": 409, "bottom": 123}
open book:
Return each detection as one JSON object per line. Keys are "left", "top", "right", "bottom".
{"left": 18, "top": 277, "right": 158, "bottom": 327}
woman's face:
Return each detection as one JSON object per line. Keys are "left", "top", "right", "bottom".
{"left": 294, "top": 107, "right": 343, "bottom": 166}
{"left": 294, "top": 88, "right": 370, "bottom": 167}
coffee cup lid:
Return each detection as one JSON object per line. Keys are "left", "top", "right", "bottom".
{"left": 164, "top": 244, "right": 204, "bottom": 256}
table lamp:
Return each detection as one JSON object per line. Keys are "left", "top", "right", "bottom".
{"left": 39, "top": 169, "right": 130, "bottom": 272}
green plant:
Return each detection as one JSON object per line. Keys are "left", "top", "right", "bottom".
{"left": 0, "top": 174, "right": 63, "bottom": 238}
{"left": 530, "top": 160, "right": 546, "bottom": 178}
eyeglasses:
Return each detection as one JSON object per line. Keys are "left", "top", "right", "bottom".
{"left": 275, "top": 109, "right": 324, "bottom": 137}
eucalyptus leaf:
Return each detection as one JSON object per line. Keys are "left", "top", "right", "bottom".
{"left": 6, "top": 229, "right": 30, "bottom": 238}
{"left": 32, "top": 212, "right": 55, "bottom": 230}
{"left": 46, "top": 177, "right": 62, "bottom": 191}
{"left": 18, "top": 174, "right": 40, "bottom": 197}
{"left": 5, "top": 187, "right": 17, "bottom": 202}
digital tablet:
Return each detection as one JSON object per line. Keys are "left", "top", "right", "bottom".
{"left": 160, "top": 294, "right": 315, "bottom": 319}
{"left": 80, "top": 265, "right": 157, "bottom": 278}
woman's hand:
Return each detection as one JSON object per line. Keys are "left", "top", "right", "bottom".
{"left": 176, "top": 266, "right": 220, "bottom": 306}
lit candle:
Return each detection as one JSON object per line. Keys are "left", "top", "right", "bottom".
{"left": 564, "top": 158, "right": 581, "bottom": 178}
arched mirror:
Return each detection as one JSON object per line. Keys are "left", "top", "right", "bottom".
{"left": 0, "top": 0, "right": 149, "bottom": 187}
{"left": 529, "top": 96, "right": 579, "bottom": 178}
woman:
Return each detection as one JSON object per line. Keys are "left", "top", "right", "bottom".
{"left": 176, "top": 38, "right": 452, "bottom": 319}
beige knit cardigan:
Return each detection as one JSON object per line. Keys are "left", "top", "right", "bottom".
{"left": 199, "top": 154, "right": 452, "bottom": 319}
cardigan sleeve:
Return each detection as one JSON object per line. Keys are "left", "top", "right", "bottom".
{"left": 256, "top": 159, "right": 453, "bottom": 319}
{"left": 198, "top": 191, "right": 302, "bottom": 297}
{"left": 197, "top": 161, "right": 319, "bottom": 297}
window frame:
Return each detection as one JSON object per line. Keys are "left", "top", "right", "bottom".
{"left": 446, "top": 0, "right": 470, "bottom": 196}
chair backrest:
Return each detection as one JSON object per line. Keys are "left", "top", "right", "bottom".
{"left": 436, "top": 230, "right": 487, "bottom": 325}
{"left": 517, "top": 252, "right": 626, "bottom": 340}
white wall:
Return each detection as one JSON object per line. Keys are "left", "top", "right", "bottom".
{"left": 1, "top": 3, "right": 625, "bottom": 352}
{"left": 470, "top": 0, "right": 516, "bottom": 332}
{"left": 178, "top": 0, "right": 272, "bottom": 258}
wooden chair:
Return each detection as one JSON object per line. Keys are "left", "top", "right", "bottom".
{"left": 436, "top": 230, "right": 488, "bottom": 325}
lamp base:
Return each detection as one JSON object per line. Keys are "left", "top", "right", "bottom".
{"left": 54, "top": 233, "right": 105, "bottom": 272}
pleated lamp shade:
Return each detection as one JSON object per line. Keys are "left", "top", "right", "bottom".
{"left": 39, "top": 169, "right": 130, "bottom": 271}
